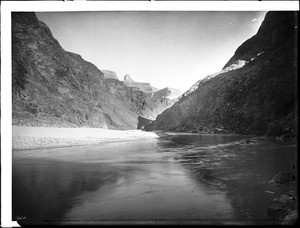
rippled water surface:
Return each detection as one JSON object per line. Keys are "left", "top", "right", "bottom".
{"left": 13, "top": 134, "right": 296, "bottom": 224}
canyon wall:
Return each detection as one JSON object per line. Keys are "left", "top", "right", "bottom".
{"left": 146, "top": 12, "right": 297, "bottom": 138}
{"left": 12, "top": 12, "right": 175, "bottom": 129}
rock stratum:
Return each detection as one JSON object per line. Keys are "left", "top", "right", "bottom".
{"left": 123, "top": 74, "right": 159, "bottom": 94}
{"left": 146, "top": 12, "right": 298, "bottom": 138}
{"left": 12, "top": 12, "right": 177, "bottom": 129}
{"left": 101, "top": 70, "right": 119, "bottom": 80}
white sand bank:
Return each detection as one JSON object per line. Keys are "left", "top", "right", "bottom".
{"left": 12, "top": 126, "right": 159, "bottom": 150}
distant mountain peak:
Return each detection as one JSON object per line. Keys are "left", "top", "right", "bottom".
{"left": 154, "top": 87, "right": 182, "bottom": 101}
{"left": 122, "top": 74, "right": 159, "bottom": 94}
{"left": 124, "top": 74, "right": 134, "bottom": 82}
{"left": 101, "top": 70, "right": 119, "bottom": 80}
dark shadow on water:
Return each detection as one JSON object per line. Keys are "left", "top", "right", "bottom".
{"left": 12, "top": 135, "right": 297, "bottom": 224}
{"left": 169, "top": 135, "right": 296, "bottom": 224}
{"left": 13, "top": 158, "right": 149, "bottom": 221}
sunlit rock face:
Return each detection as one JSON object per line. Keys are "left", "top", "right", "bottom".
{"left": 122, "top": 76, "right": 182, "bottom": 117}
{"left": 11, "top": 12, "right": 174, "bottom": 129}
{"left": 123, "top": 74, "right": 159, "bottom": 94}
{"left": 154, "top": 87, "right": 182, "bottom": 101}
{"left": 101, "top": 70, "right": 119, "bottom": 80}
{"left": 146, "top": 12, "right": 297, "bottom": 137}
{"left": 122, "top": 76, "right": 182, "bottom": 119}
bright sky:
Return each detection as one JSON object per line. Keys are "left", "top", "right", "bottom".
{"left": 36, "top": 11, "right": 266, "bottom": 93}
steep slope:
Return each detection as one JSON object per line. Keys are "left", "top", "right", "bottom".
{"left": 12, "top": 12, "right": 171, "bottom": 129}
{"left": 146, "top": 12, "right": 297, "bottom": 137}
{"left": 153, "top": 87, "right": 182, "bottom": 101}
{"left": 137, "top": 116, "right": 153, "bottom": 130}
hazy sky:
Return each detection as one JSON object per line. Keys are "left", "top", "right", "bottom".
{"left": 36, "top": 11, "right": 266, "bottom": 92}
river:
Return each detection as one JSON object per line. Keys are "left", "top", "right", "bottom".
{"left": 12, "top": 134, "right": 296, "bottom": 225}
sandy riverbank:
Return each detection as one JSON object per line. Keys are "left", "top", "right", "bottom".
{"left": 12, "top": 126, "right": 159, "bottom": 150}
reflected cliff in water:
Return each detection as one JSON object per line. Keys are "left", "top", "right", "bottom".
{"left": 13, "top": 134, "right": 296, "bottom": 224}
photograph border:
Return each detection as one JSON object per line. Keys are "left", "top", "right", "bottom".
{"left": 1, "top": 1, "right": 299, "bottom": 227}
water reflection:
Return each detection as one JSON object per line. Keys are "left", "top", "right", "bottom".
{"left": 13, "top": 135, "right": 295, "bottom": 224}
{"left": 168, "top": 135, "right": 295, "bottom": 223}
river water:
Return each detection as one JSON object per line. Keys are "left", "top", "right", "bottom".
{"left": 12, "top": 134, "right": 296, "bottom": 224}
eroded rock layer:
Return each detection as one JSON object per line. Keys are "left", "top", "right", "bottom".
{"left": 123, "top": 74, "right": 159, "bottom": 94}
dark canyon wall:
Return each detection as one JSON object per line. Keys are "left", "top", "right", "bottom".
{"left": 146, "top": 12, "right": 298, "bottom": 138}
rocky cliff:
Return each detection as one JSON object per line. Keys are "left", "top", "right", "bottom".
{"left": 123, "top": 74, "right": 159, "bottom": 94}
{"left": 101, "top": 70, "right": 119, "bottom": 80}
{"left": 12, "top": 12, "right": 172, "bottom": 129}
{"left": 146, "top": 12, "right": 297, "bottom": 138}
{"left": 153, "top": 87, "right": 182, "bottom": 101}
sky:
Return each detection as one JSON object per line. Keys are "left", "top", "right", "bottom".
{"left": 36, "top": 11, "right": 266, "bottom": 93}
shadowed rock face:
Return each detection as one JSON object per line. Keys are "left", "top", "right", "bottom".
{"left": 137, "top": 116, "right": 153, "bottom": 130}
{"left": 11, "top": 12, "right": 172, "bottom": 129}
{"left": 146, "top": 12, "right": 297, "bottom": 137}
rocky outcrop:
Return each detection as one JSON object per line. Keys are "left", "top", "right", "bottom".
{"left": 11, "top": 12, "right": 172, "bottom": 129}
{"left": 123, "top": 74, "right": 159, "bottom": 94}
{"left": 153, "top": 87, "right": 182, "bottom": 101}
{"left": 137, "top": 116, "right": 153, "bottom": 130}
{"left": 267, "top": 172, "right": 297, "bottom": 225}
{"left": 101, "top": 70, "right": 119, "bottom": 80}
{"left": 124, "top": 74, "right": 134, "bottom": 82}
{"left": 269, "top": 172, "right": 296, "bottom": 186}
{"left": 145, "top": 12, "right": 297, "bottom": 137}
{"left": 122, "top": 79, "right": 181, "bottom": 118}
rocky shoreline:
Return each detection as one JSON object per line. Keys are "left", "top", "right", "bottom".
{"left": 267, "top": 172, "right": 298, "bottom": 225}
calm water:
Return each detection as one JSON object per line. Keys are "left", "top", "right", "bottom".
{"left": 12, "top": 134, "right": 296, "bottom": 224}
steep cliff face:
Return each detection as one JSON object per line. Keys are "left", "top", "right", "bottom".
{"left": 123, "top": 74, "right": 159, "bottom": 94}
{"left": 101, "top": 70, "right": 119, "bottom": 80}
{"left": 146, "top": 12, "right": 297, "bottom": 137}
{"left": 121, "top": 77, "right": 182, "bottom": 119}
{"left": 11, "top": 12, "right": 172, "bottom": 129}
